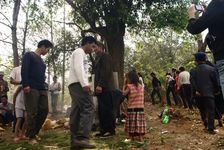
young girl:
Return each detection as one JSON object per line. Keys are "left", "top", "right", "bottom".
{"left": 123, "top": 70, "right": 146, "bottom": 142}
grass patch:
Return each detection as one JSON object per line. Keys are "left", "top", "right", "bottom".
{"left": 0, "top": 126, "right": 149, "bottom": 149}
{"left": 0, "top": 129, "right": 70, "bottom": 150}
{"left": 94, "top": 129, "right": 149, "bottom": 150}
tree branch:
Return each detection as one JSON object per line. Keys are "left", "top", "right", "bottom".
{"left": 0, "top": 21, "right": 11, "bottom": 28}
{"left": 65, "top": 0, "right": 97, "bottom": 29}
{"left": 0, "top": 33, "right": 11, "bottom": 41}
{"left": 81, "top": 26, "right": 109, "bottom": 38}
{"left": 0, "top": 12, "right": 12, "bottom": 26}
{"left": 0, "top": 39, "right": 13, "bottom": 45}
{"left": 53, "top": 20, "right": 83, "bottom": 31}
{"left": 65, "top": 0, "right": 78, "bottom": 10}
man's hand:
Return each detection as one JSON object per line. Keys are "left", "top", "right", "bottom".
{"left": 83, "top": 86, "right": 91, "bottom": 93}
{"left": 188, "top": 5, "right": 197, "bottom": 19}
{"left": 23, "top": 86, "right": 31, "bottom": 93}
{"left": 96, "top": 86, "right": 102, "bottom": 94}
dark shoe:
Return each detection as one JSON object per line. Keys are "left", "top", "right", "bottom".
{"left": 95, "top": 132, "right": 104, "bottom": 137}
{"left": 99, "top": 132, "right": 115, "bottom": 138}
{"left": 206, "top": 129, "right": 216, "bottom": 135}
{"left": 72, "top": 139, "right": 96, "bottom": 149}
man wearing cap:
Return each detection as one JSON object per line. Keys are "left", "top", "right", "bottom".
{"left": 0, "top": 71, "right": 9, "bottom": 102}
{"left": 187, "top": 0, "right": 224, "bottom": 99}
{"left": 190, "top": 52, "right": 219, "bottom": 134}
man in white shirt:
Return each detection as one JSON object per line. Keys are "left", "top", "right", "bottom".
{"left": 49, "top": 76, "right": 61, "bottom": 114}
{"left": 68, "top": 36, "right": 97, "bottom": 149}
{"left": 179, "top": 66, "right": 193, "bottom": 109}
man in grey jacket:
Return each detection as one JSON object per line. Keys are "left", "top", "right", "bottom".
{"left": 190, "top": 52, "right": 219, "bottom": 134}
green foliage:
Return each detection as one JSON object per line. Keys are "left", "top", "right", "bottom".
{"left": 124, "top": 28, "right": 197, "bottom": 90}
{"left": 147, "top": 2, "right": 189, "bottom": 32}
{"left": 68, "top": 0, "right": 191, "bottom": 33}
{"left": 46, "top": 29, "right": 81, "bottom": 76}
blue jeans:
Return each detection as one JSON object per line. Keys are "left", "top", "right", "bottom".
{"left": 216, "top": 60, "right": 224, "bottom": 97}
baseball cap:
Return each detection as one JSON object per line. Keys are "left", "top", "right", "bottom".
{"left": 194, "top": 52, "right": 206, "bottom": 61}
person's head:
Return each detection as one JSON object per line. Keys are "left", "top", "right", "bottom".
{"left": 194, "top": 52, "right": 207, "bottom": 64}
{"left": 176, "top": 70, "right": 180, "bottom": 75}
{"left": 127, "top": 70, "right": 140, "bottom": 87}
{"left": 166, "top": 72, "right": 171, "bottom": 76}
{"left": 53, "top": 76, "right": 57, "bottom": 82}
{"left": 81, "top": 36, "right": 97, "bottom": 54}
{"left": 166, "top": 72, "right": 171, "bottom": 78}
{"left": 0, "top": 71, "right": 4, "bottom": 80}
{"left": 37, "top": 39, "right": 53, "bottom": 56}
{"left": 179, "top": 66, "right": 185, "bottom": 72}
{"left": 95, "top": 41, "right": 105, "bottom": 54}
{"left": 137, "top": 72, "right": 143, "bottom": 78}
{"left": 1, "top": 95, "right": 8, "bottom": 105}
{"left": 172, "top": 68, "right": 176, "bottom": 73}
{"left": 150, "top": 72, "right": 156, "bottom": 77}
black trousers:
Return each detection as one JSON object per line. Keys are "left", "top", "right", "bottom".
{"left": 24, "top": 89, "right": 48, "bottom": 139}
{"left": 195, "top": 97, "right": 215, "bottom": 130}
{"left": 180, "top": 84, "right": 192, "bottom": 109}
{"left": 166, "top": 86, "right": 178, "bottom": 106}
{"left": 97, "top": 90, "right": 115, "bottom": 134}
{"left": 151, "top": 87, "right": 162, "bottom": 104}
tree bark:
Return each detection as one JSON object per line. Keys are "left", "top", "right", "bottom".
{"left": 106, "top": 35, "right": 125, "bottom": 88}
{"left": 196, "top": 33, "right": 207, "bottom": 52}
{"left": 12, "top": 0, "right": 21, "bottom": 67}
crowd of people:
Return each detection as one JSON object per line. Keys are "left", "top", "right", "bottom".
{"left": 0, "top": 0, "right": 223, "bottom": 149}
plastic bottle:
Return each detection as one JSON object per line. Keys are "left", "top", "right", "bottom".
{"left": 162, "top": 115, "right": 170, "bottom": 124}
{"left": 162, "top": 106, "right": 169, "bottom": 118}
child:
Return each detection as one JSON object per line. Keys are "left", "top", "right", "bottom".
{"left": 10, "top": 66, "right": 27, "bottom": 143}
{"left": 122, "top": 70, "right": 146, "bottom": 142}
{"left": 13, "top": 86, "right": 27, "bottom": 143}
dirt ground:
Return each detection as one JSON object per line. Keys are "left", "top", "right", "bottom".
{"left": 1, "top": 102, "right": 224, "bottom": 150}
{"left": 144, "top": 102, "right": 224, "bottom": 150}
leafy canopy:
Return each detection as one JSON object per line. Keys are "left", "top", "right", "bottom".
{"left": 67, "top": 0, "right": 191, "bottom": 35}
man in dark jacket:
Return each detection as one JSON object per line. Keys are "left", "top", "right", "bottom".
{"left": 190, "top": 52, "right": 219, "bottom": 134}
{"left": 187, "top": 0, "right": 224, "bottom": 99}
{"left": 150, "top": 72, "right": 162, "bottom": 105}
{"left": 94, "top": 42, "right": 115, "bottom": 137}
{"left": 21, "top": 39, "right": 53, "bottom": 144}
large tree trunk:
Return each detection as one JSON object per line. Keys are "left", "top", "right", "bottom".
{"left": 197, "top": 34, "right": 207, "bottom": 52}
{"left": 12, "top": 0, "right": 21, "bottom": 67}
{"left": 197, "top": 39, "right": 207, "bottom": 52}
{"left": 106, "top": 35, "right": 124, "bottom": 88}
